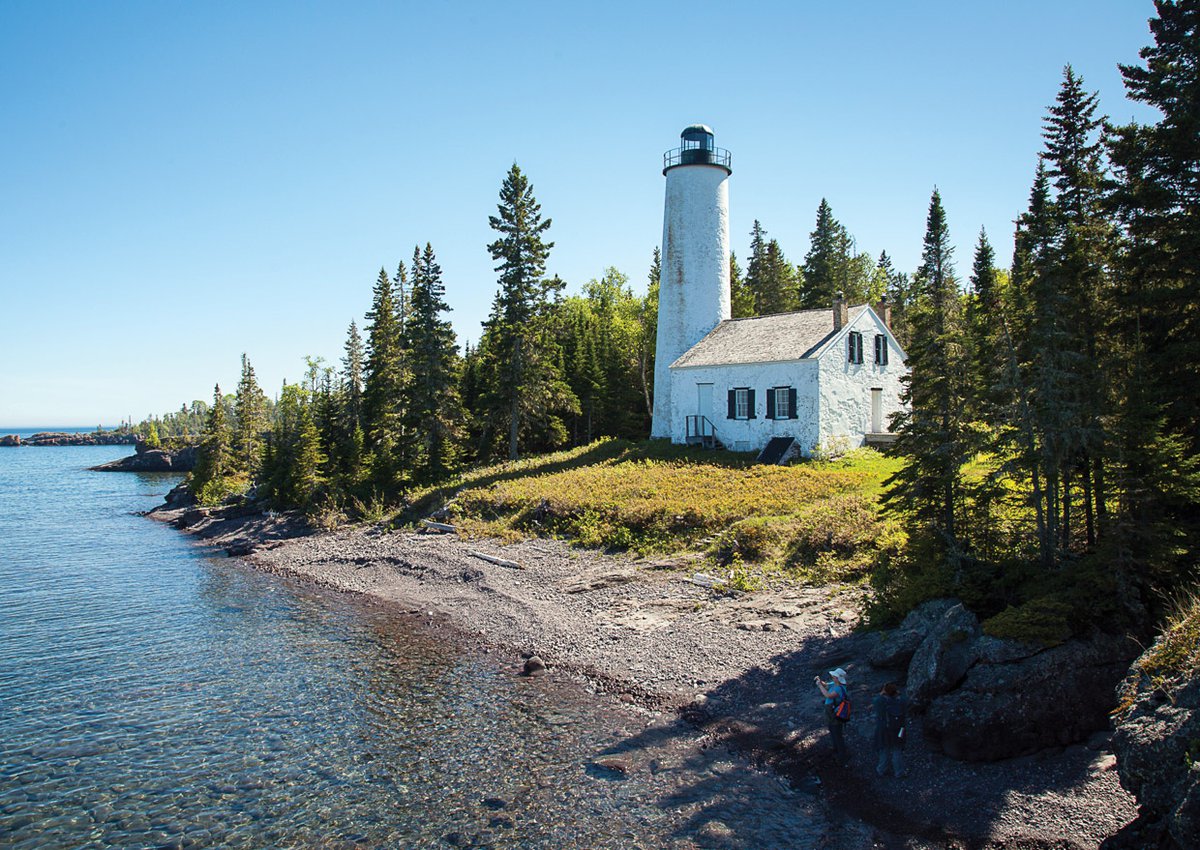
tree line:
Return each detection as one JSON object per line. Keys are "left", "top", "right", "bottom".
{"left": 882, "top": 0, "right": 1199, "bottom": 630}
{"left": 176, "top": 159, "right": 915, "bottom": 514}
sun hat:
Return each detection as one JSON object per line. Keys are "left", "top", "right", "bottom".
{"left": 829, "top": 668, "right": 848, "bottom": 684}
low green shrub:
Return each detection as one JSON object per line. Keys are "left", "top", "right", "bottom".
{"left": 983, "top": 597, "right": 1074, "bottom": 647}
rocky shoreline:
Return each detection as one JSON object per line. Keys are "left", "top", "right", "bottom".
{"left": 148, "top": 500, "right": 1141, "bottom": 849}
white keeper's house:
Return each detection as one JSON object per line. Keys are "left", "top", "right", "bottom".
{"left": 651, "top": 125, "right": 909, "bottom": 458}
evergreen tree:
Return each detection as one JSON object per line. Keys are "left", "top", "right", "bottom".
{"left": 965, "top": 230, "right": 1001, "bottom": 422}
{"left": 233, "top": 353, "right": 267, "bottom": 478}
{"left": 1106, "top": 0, "right": 1200, "bottom": 594}
{"left": 362, "top": 264, "right": 409, "bottom": 489}
{"left": 729, "top": 252, "right": 755, "bottom": 318}
{"left": 481, "top": 164, "right": 577, "bottom": 459}
{"left": 191, "top": 383, "right": 235, "bottom": 505}
{"left": 744, "top": 220, "right": 768, "bottom": 314}
{"left": 886, "top": 189, "right": 971, "bottom": 566}
{"left": 1109, "top": 0, "right": 1200, "bottom": 452}
{"left": 800, "top": 199, "right": 845, "bottom": 307}
{"left": 403, "top": 242, "right": 464, "bottom": 483}
{"left": 635, "top": 248, "right": 660, "bottom": 419}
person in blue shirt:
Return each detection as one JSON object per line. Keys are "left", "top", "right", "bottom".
{"left": 872, "top": 682, "right": 907, "bottom": 777}
{"left": 815, "top": 667, "right": 850, "bottom": 765}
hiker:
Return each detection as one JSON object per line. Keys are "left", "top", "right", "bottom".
{"left": 815, "top": 667, "right": 850, "bottom": 765}
{"left": 872, "top": 682, "right": 907, "bottom": 777}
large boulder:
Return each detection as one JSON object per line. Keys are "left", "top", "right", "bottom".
{"left": 869, "top": 598, "right": 960, "bottom": 670}
{"left": 906, "top": 602, "right": 982, "bottom": 707}
{"left": 1111, "top": 637, "right": 1200, "bottom": 849}
{"left": 923, "top": 632, "right": 1138, "bottom": 761}
{"left": 0, "top": 434, "right": 20, "bottom": 447}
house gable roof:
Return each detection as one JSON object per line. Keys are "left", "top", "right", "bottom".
{"left": 671, "top": 305, "right": 870, "bottom": 369}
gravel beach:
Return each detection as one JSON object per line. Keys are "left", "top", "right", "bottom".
{"left": 156, "top": 506, "right": 1139, "bottom": 849}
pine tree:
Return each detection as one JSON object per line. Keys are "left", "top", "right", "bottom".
{"left": 191, "top": 383, "right": 235, "bottom": 505}
{"left": 800, "top": 200, "right": 845, "bottom": 308}
{"left": 403, "top": 242, "right": 464, "bottom": 483}
{"left": 482, "top": 164, "right": 577, "bottom": 460}
{"left": 635, "top": 248, "right": 660, "bottom": 420}
{"left": 729, "top": 252, "right": 755, "bottom": 318}
{"left": 744, "top": 220, "right": 768, "bottom": 314}
{"left": 362, "top": 264, "right": 409, "bottom": 489}
{"left": 886, "top": 189, "right": 971, "bottom": 565}
{"left": 965, "top": 230, "right": 1001, "bottom": 422}
{"left": 1106, "top": 0, "right": 1200, "bottom": 593}
{"left": 233, "top": 353, "right": 267, "bottom": 478}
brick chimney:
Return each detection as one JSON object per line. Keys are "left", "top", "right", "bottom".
{"left": 876, "top": 294, "right": 892, "bottom": 329}
{"left": 833, "top": 291, "right": 848, "bottom": 331}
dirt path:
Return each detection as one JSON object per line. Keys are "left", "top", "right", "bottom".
{"left": 156, "top": 506, "right": 1137, "bottom": 849}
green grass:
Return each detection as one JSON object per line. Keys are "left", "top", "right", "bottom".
{"left": 403, "top": 438, "right": 902, "bottom": 585}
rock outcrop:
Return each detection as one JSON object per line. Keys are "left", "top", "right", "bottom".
{"left": 906, "top": 602, "right": 982, "bottom": 707}
{"left": 923, "top": 632, "right": 1137, "bottom": 761}
{"left": 0, "top": 434, "right": 20, "bottom": 447}
{"left": 873, "top": 598, "right": 1140, "bottom": 762}
{"left": 90, "top": 444, "right": 199, "bottom": 472}
{"left": 1109, "top": 630, "right": 1200, "bottom": 849}
{"left": 20, "top": 431, "right": 138, "bottom": 446}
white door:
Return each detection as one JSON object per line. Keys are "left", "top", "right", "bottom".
{"left": 697, "top": 383, "right": 713, "bottom": 436}
{"left": 871, "top": 388, "right": 883, "bottom": 433}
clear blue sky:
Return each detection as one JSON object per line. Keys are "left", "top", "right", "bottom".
{"left": 0, "top": 0, "right": 1159, "bottom": 427}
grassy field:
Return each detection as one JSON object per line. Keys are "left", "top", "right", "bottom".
{"left": 404, "top": 439, "right": 902, "bottom": 587}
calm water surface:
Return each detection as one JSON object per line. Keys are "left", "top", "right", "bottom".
{"left": 0, "top": 444, "right": 795, "bottom": 849}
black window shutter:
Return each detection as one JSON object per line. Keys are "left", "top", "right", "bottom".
{"left": 747, "top": 388, "right": 756, "bottom": 419}
{"left": 766, "top": 388, "right": 776, "bottom": 420}
{"left": 788, "top": 387, "right": 798, "bottom": 419}
{"left": 727, "top": 389, "right": 736, "bottom": 419}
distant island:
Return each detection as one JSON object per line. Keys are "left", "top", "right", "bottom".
{"left": 0, "top": 430, "right": 138, "bottom": 447}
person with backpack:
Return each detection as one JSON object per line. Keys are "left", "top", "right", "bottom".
{"left": 815, "top": 667, "right": 851, "bottom": 765}
{"left": 872, "top": 682, "right": 907, "bottom": 778}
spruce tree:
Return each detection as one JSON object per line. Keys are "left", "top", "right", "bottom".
{"left": 636, "top": 248, "right": 660, "bottom": 420}
{"left": 233, "top": 353, "right": 267, "bottom": 478}
{"left": 1106, "top": 0, "right": 1200, "bottom": 594}
{"left": 729, "top": 252, "right": 755, "bottom": 318}
{"left": 886, "top": 189, "right": 971, "bottom": 565}
{"left": 362, "top": 264, "right": 409, "bottom": 489}
{"left": 403, "top": 242, "right": 464, "bottom": 483}
{"left": 191, "top": 383, "right": 235, "bottom": 505}
{"left": 482, "top": 164, "right": 576, "bottom": 460}
{"left": 801, "top": 199, "right": 847, "bottom": 308}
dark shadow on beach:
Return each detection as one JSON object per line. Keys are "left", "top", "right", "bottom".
{"left": 595, "top": 628, "right": 1126, "bottom": 850}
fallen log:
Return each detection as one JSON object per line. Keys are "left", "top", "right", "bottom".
{"left": 469, "top": 550, "right": 524, "bottom": 570}
{"left": 420, "top": 520, "right": 458, "bottom": 533}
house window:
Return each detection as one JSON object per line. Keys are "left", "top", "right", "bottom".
{"left": 875, "top": 334, "right": 889, "bottom": 365}
{"left": 727, "top": 387, "right": 755, "bottom": 420}
{"left": 848, "top": 331, "right": 864, "bottom": 364}
{"left": 766, "top": 386, "right": 798, "bottom": 420}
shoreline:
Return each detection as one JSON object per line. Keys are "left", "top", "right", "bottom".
{"left": 152, "top": 503, "right": 1138, "bottom": 849}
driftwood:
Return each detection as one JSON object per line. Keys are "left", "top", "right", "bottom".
{"left": 688, "top": 572, "right": 726, "bottom": 588}
{"left": 420, "top": 520, "right": 458, "bottom": 533}
{"left": 468, "top": 550, "right": 524, "bottom": 570}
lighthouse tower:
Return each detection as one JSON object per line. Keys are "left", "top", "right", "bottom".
{"left": 651, "top": 124, "right": 732, "bottom": 439}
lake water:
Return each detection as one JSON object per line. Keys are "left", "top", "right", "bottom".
{"left": 0, "top": 443, "right": 819, "bottom": 849}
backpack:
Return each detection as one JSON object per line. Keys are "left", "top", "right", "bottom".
{"left": 832, "top": 684, "right": 851, "bottom": 721}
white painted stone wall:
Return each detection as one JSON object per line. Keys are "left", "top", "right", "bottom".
{"left": 651, "top": 164, "right": 731, "bottom": 438}
{"left": 669, "top": 360, "right": 819, "bottom": 453}
{"left": 667, "top": 308, "right": 909, "bottom": 455}
{"left": 815, "top": 309, "right": 907, "bottom": 451}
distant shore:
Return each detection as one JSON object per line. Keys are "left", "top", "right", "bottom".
{"left": 150, "top": 499, "right": 1137, "bottom": 850}
{"left": 0, "top": 430, "right": 138, "bottom": 447}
